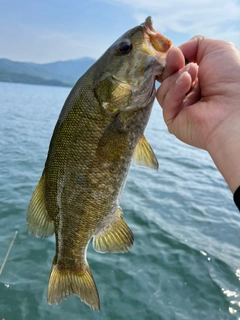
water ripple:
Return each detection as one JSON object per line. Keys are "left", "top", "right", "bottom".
{"left": 0, "top": 83, "right": 239, "bottom": 320}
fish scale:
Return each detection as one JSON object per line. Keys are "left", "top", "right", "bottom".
{"left": 27, "top": 16, "right": 172, "bottom": 311}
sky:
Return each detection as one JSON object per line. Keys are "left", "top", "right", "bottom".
{"left": 1, "top": 0, "right": 240, "bottom": 63}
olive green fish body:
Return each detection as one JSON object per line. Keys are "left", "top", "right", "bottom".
{"left": 45, "top": 78, "right": 154, "bottom": 262}
{"left": 27, "top": 17, "right": 172, "bottom": 310}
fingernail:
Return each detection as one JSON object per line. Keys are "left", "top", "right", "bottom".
{"left": 185, "top": 64, "right": 190, "bottom": 72}
{"left": 176, "top": 72, "right": 185, "bottom": 84}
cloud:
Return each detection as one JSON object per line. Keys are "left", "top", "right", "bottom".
{"left": 0, "top": 23, "right": 107, "bottom": 63}
{"left": 1, "top": 0, "right": 239, "bottom": 62}
{"left": 36, "top": 31, "right": 107, "bottom": 62}
{"left": 104, "top": 0, "right": 240, "bottom": 46}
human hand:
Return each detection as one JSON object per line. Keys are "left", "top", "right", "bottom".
{"left": 156, "top": 37, "right": 240, "bottom": 192}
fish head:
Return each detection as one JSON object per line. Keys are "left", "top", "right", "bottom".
{"left": 94, "top": 16, "right": 172, "bottom": 113}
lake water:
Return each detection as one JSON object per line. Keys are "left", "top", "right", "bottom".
{"left": 0, "top": 81, "right": 240, "bottom": 320}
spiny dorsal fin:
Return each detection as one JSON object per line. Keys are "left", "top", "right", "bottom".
{"left": 132, "top": 135, "right": 159, "bottom": 170}
{"left": 47, "top": 259, "right": 100, "bottom": 311}
{"left": 92, "top": 207, "right": 134, "bottom": 253}
{"left": 26, "top": 172, "right": 54, "bottom": 238}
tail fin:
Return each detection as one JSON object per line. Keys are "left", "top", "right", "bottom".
{"left": 47, "top": 259, "right": 100, "bottom": 311}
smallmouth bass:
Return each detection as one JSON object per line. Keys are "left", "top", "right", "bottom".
{"left": 27, "top": 16, "right": 172, "bottom": 311}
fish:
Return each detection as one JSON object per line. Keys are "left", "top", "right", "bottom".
{"left": 26, "top": 16, "right": 172, "bottom": 311}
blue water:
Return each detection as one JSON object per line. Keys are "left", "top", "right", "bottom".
{"left": 1, "top": 81, "right": 240, "bottom": 320}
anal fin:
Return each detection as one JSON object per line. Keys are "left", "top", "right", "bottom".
{"left": 132, "top": 135, "right": 159, "bottom": 170}
{"left": 93, "top": 207, "right": 134, "bottom": 253}
{"left": 27, "top": 172, "right": 54, "bottom": 238}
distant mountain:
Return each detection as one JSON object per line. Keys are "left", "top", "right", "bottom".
{"left": 0, "top": 69, "right": 71, "bottom": 87}
{"left": 0, "top": 57, "right": 96, "bottom": 87}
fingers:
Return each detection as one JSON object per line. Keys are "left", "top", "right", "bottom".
{"left": 157, "top": 46, "right": 185, "bottom": 83}
{"left": 156, "top": 63, "right": 198, "bottom": 125}
{"left": 157, "top": 63, "right": 198, "bottom": 106}
{"left": 178, "top": 36, "right": 205, "bottom": 63}
{"left": 183, "top": 79, "right": 201, "bottom": 108}
{"left": 157, "top": 71, "right": 191, "bottom": 125}
{"left": 179, "top": 36, "right": 224, "bottom": 65}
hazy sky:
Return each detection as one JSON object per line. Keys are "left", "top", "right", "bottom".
{"left": 1, "top": 0, "right": 240, "bottom": 63}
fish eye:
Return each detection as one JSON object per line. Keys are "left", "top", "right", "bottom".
{"left": 118, "top": 41, "right": 132, "bottom": 55}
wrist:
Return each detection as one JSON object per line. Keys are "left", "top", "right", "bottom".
{"left": 206, "top": 115, "right": 240, "bottom": 193}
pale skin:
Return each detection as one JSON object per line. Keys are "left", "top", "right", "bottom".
{"left": 156, "top": 36, "right": 240, "bottom": 194}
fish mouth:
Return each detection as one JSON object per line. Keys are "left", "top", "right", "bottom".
{"left": 143, "top": 16, "right": 172, "bottom": 53}
{"left": 142, "top": 16, "right": 172, "bottom": 75}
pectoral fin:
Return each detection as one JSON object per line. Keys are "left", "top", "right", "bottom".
{"left": 93, "top": 207, "right": 134, "bottom": 253}
{"left": 132, "top": 135, "right": 159, "bottom": 170}
{"left": 27, "top": 172, "right": 54, "bottom": 238}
